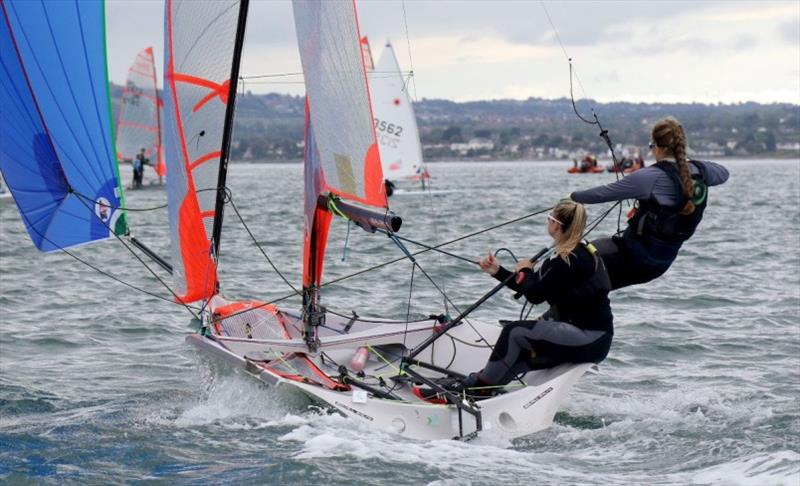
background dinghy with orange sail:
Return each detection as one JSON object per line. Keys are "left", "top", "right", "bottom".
{"left": 115, "top": 46, "right": 166, "bottom": 189}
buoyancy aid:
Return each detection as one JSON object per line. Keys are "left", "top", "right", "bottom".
{"left": 628, "top": 160, "right": 709, "bottom": 243}
{"left": 562, "top": 241, "right": 612, "bottom": 302}
{"left": 544, "top": 242, "right": 611, "bottom": 324}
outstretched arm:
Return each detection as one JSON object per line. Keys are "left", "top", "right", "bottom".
{"left": 570, "top": 169, "right": 659, "bottom": 204}
{"left": 698, "top": 160, "right": 730, "bottom": 186}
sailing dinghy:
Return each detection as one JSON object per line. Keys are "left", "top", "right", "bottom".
{"left": 172, "top": 0, "right": 595, "bottom": 441}
{"left": 115, "top": 46, "right": 166, "bottom": 188}
{"left": 363, "top": 37, "right": 430, "bottom": 194}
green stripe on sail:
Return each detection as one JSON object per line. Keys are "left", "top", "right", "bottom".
{"left": 101, "top": 0, "right": 128, "bottom": 235}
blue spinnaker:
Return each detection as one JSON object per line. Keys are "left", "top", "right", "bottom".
{"left": 0, "top": 0, "right": 126, "bottom": 252}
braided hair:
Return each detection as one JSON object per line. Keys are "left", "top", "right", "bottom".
{"left": 652, "top": 117, "right": 695, "bottom": 215}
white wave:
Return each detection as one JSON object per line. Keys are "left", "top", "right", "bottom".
{"left": 691, "top": 451, "right": 800, "bottom": 486}
{"left": 171, "top": 374, "right": 297, "bottom": 428}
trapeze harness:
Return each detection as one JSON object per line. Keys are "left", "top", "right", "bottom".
{"left": 477, "top": 242, "right": 613, "bottom": 387}
{"left": 599, "top": 160, "right": 710, "bottom": 290}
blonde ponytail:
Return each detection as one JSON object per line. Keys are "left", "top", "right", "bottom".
{"left": 652, "top": 116, "right": 695, "bottom": 215}
{"left": 552, "top": 200, "right": 587, "bottom": 262}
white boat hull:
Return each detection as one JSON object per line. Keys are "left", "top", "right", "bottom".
{"left": 187, "top": 297, "right": 596, "bottom": 441}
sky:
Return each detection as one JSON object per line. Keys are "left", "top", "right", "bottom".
{"left": 106, "top": 0, "right": 800, "bottom": 104}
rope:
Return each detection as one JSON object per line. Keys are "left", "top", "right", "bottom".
{"left": 227, "top": 192, "right": 302, "bottom": 296}
{"left": 321, "top": 205, "right": 553, "bottom": 291}
{"left": 11, "top": 190, "right": 202, "bottom": 315}
{"left": 403, "top": 262, "right": 416, "bottom": 349}
{"left": 400, "top": 0, "right": 417, "bottom": 101}
{"left": 72, "top": 192, "right": 202, "bottom": 320}
{"left": 539, "top": 0, "right": 628, "bottom": 233}
{"left": 71, "top": 189, "right": 166, "bottom": 211}
{"left": 377, "top": 231, "right": 478, "bottom": 265}
{"left": 239, "top": 72, "right": 303, "bottom": 80}
{"left": 206, "top": 204, "right": 560, "bottom": 326}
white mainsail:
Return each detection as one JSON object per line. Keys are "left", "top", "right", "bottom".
{"left": 162, "top": 0, "right": 246, "bottom": 303}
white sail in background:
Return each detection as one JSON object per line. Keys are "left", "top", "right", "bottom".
{"left": 368, "top": 40, "right": 426, "bottom": 182}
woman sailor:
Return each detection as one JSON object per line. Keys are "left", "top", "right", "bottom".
{"left": 415, "top": 200, "right": 614, "bottom": 399}
{"left": 570, "top": 116, "right": 729, "bottom": 290}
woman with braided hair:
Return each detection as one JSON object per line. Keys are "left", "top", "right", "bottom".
{"left": 570, "top": 116, "right": 729, "bottom": 290}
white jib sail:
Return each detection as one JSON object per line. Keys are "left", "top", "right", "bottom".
{"left": 368, "top": 40, "right": 425, "bottom": 182}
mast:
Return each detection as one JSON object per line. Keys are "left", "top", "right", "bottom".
{"left": 210, "top": 0, "right": 249, "bottom": 261}
{"left": 151, "top": 48, "right": 164, "bottom": 179}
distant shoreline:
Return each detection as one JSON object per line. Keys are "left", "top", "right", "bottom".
{"left": 231, "top": 154, "right": 800, "bottom": 164}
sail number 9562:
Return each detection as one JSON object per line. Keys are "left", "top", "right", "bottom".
{"left": 374, "top": 118, "right": 403, "bottom": 137}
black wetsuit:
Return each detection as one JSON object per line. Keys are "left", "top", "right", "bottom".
{"left": 477, "top": 244, "right": 613, "bottom": 386}
{"left": 571, "top": 159, "right": 729, "bottom": 290}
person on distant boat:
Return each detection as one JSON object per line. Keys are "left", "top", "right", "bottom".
{"left": 384, "top": 178, "right": 395, "bottom": 197}
{"left": 570, "top": 116, "right": 729, "bottom": 290}
{"left": 579, "top": 156, "right": 591, "bottom": 173}
{"left": 414, "top": 200, "right": 613, "bottom": 400}
{"left": 133, "top": 148, "right": 147, "bottom": 189}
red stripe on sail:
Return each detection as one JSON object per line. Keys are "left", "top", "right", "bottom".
{"left": 118, "top": 120, "right": 158, "bottom": 132}
{"left": 155, "top": 145, "right": 166, "bottom": 177}
{"left": 351, "top": 0, "right": 387, "bottom": 208}
{"left": 189, "top": 151, "right": 221, "bottom": 170}
{"left": 128, "top": 67, "right": 152, "bottom": 77}
{"left": 172, "top": 73, "right": 230, "bottom": 111}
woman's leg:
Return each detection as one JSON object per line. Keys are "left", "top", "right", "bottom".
{"left": 592, "top": 235, "right": 674, "bottom": 290}
{"left": 478, "top": 320, "right": 611, "bottom": 386}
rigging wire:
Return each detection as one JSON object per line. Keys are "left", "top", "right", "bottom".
{"left": 320, "top": 205, "right": 554, "bottom": 291}
{"left": 211, "top": 204, "right": 556, "bottom": 325}
{"left": 11, "top": 189, "right": 201, "bottom": 315}
{"left": 400, "top": 0, "right": 417, "bottom": 100}
{"left": 72, "top": 192, "right": 202, "bottom": 320}
{"left": 539, "top": 0, "right": 627, "bottom": 233}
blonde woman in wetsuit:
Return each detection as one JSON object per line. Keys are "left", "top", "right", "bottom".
{"left": 414, "top": 200, "right": 614, "bottom": 400}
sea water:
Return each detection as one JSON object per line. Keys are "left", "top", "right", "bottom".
{"left": 1, "top": 159, "right": 798, "bottom": 485}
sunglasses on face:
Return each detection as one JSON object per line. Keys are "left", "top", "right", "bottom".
{"left": 649, "top": 141, "right": 657, "bottom": 149}
{"left": 548, "top": 214, "right": 565, "bottom": 226}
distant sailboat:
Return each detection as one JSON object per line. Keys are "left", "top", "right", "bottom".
{"left": 0, "top": 0, "right": 128, "bottom": 249}
{"left": 362, "top": 37, "right": 429, "bottom": 194}
{"left": 116, "top": 46, "right": 166, "bottom": 189}
{"left": 179, "top": 0, "right": 593, "bottom": 441}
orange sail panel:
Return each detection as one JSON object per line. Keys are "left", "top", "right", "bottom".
{"left": 293, "top": 0, "right": 387, "bottom": 288}
{"left": 115, "top": 47, "right": 165, "bottom": 177}
{"left": 162, "top": 0, "right": 244, "bottom": 303}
